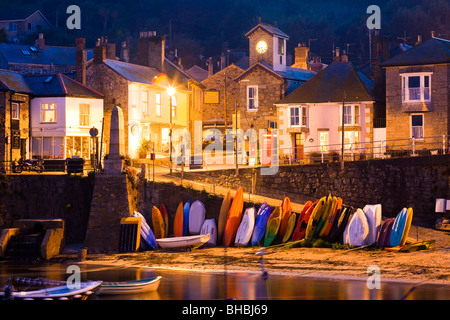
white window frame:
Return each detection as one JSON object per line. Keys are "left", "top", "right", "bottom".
{"left": 318, "top": 131, "right": 329, "bottom": 152}
{"left": 410, "top": 113, "right": 424, "bottom": 140}
{"left": 289, "top": 106, "right": 307, "bottom": 127}
{"left": 141, "top": 90, "right": 149, "bottom": 115}
{"left": 41, "top": 103, "right": 57, "bottom": 123}
{"left": 401, "top": 72, "right": 432, "bottom": 103}
{"left": 171, "top": 95, "right": 177, "bottom": 119}
{"left": 155, "top": 92, "right": 161, "bottom": 117}
{"left": 341, "top": 104, "right": 360, "bottom": 126}
{"left": 344, "top": 131, "right": 360, "bottom": 151}
{"left": 11, "top": 102, "right": 19, "bottom": 120}
{"left": 247, "top": 86, "right": 258, "bottom": 111}
{"left": 79, "top": 103, "right": 90, "bottom": 126}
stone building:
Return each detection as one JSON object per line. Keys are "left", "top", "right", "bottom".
{"left": 381, "top": 36, "right": 450, "bottom": 151}
{"left": 200, "top": 19, "right": 315, "bottom": 138}
{"left": 0, "top": 70, "right": 32, "bottom": 171}
{"left": 276, "top": 53, "right": 375, "bottom": 161}
{"left": 84, "top": 32, "right": 204, "bottom": 159}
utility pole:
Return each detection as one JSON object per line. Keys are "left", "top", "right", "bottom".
{"left": 224, "top": 72, "right": 227, "bottom": 131}
{"left": 235, "top": 100, "right": 239, "bottom": 175}
{"left": 341, "top": 91, "right": 346, "bottom": 170}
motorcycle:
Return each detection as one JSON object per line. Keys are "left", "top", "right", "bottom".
{"left": 12, "top": 158, "right": 45, "bottom": 174}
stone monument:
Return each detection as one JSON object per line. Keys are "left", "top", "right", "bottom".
{"left": 103, "top": 106, "right": 125, "bottom": 174}
{"left": 84, "top": 106, "right": 136, "bottom": 253}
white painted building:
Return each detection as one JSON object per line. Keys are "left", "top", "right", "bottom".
{"left": 26, "top": 73, "right": 103, "bottom": 160}
{"left": 276, "top": 61, "right": 375, "bottom": 161}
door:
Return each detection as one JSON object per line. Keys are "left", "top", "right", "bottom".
{"left": 293, "top": 133, "right": 304, "bottom": 160}
{"left": 20, "top": 139, "right": 27, "bottom": 159}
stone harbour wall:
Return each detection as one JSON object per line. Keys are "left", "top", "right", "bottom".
{"left": 0, "top": 174, "right": 94, "bottom": 243}
{"left": 181, "top": 154, "right": 450, "bottom": 226}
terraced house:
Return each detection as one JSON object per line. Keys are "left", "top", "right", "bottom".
{"left": 381, "top": 36, "right": 450, "bottom": 154}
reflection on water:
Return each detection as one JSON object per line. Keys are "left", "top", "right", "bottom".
{"left": 0, "top": 262, "right": 449, "bottom": 300}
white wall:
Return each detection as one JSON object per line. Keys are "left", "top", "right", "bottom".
{"left": 272, "top": 37, "right": 286, "bottom": 72}
{"left": 30, "top": 97, "right": 67, "bottom": 137}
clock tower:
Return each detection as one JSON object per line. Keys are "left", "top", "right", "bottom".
{"left": 246, "top": 18, "right": 289, "bottom": 71}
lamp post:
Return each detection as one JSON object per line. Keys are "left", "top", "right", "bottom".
{"left": 167, "top": 86, "right": 175, "bottom": 175}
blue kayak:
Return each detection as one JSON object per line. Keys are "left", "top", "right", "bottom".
{"left": 390, "top": 208, "right": 407, "bottom": 247}
{"left": 183, "top": 201, "right": 190, "bottom": 236}
{"left": 251, "top": 202, "right": 272, "bottom": 246}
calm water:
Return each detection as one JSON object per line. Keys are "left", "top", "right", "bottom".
{"left": 0, "top": 261, "right": 449, "bottom": 300}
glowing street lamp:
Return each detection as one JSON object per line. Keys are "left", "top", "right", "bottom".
{"left": 167, "top": 86, "right": 175, "bottom": 175}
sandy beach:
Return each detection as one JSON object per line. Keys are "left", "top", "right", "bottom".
{"left": 67, "top": 225, "right": 450, "bottom": 285}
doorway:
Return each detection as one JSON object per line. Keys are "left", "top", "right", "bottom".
{"left": 293, "top": 133, "right": 304, "bottom": 161}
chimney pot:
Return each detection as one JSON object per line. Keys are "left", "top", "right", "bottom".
{"left": 35, "top": 33, "right": 45, "bottom": 49}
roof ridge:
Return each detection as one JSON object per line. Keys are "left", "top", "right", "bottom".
{"left": 59, "top": 73, "right": 104, "bottom": 97}
{"left": 56, "top": 73, "right": 68, "bottom": 95}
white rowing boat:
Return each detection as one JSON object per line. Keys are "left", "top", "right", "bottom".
{"left": 156, "top": 234, "right": 210, "bottom": 252}
{"left": 97, "top": 276, "right": 161, "bottom": 295}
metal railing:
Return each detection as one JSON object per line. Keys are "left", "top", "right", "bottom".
{"left": 0, "top": 159, "right": 97, "bottom": 175}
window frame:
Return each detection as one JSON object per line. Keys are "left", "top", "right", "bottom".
{"left": 11, "top": 102, "right": 19, "bottom": 120}
{"left": 155, "top": 92, "right": 162, "bottom": 117}
{"left": 79, "top": 103, "right": 90, "bottom": 127}
{"left": 41, "top": 103, "right": 57, "bottom": 123}
{"left": 247, "top": 85, "right": 258, "bottom": 111}
{"left": 341, "top": 104, "right": 360, "bottom": 126}
{"left": 289, "top": 106, "right": 307, "bottom": 127}
{"left": 410, "top": 113, "right": 424, "bottom": 140}
{"left": 401, "top": 73, "right": 432, "bottom": 103}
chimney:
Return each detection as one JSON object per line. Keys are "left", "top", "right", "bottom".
{"left": 35, "top": 33, "right": 45, "bottom": 49}
{"left": 75, "top": 38, "right": 86, "bottom": 85}
{"left": 220, "top": 52, "right": 226, "bottom": 70}
{"left": 294, "top": 43, "right": 309, "bottom": 69}
{"left": 207, "top": 57, "right": 213, "bottom": 77}
{"left": 93, "top": 46, "right": 106, "bottom": 64}
{"left": 120, "top": 41, "right": 129, "bottom": 63}
{"left": 137, "top": 31, "right": 166, "bottom": 71}
{"left": 334, "top": 47, "right": 340, "bottom": 61}
{"left": 341, "top": 50, "right": 348, "bottom": 62}
{"left": 431, "top": 30, "right": 435, "bottom": 38}
{"left": 415, "top": 35, "right": 422, "bottom": 46}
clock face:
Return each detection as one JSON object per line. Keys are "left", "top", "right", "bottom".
{"left": 256, "top": 40, "right": 268, "bottom": 54}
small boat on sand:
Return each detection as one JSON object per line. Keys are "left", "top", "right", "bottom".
{"left": 156, "top": 234, "right": 210, "bottom": 252}
{"left": 97, "top": 276, "right": 161, "bottom": 295}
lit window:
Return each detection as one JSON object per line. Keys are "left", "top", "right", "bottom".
{"left": 247, "top": 86, "right": 258, "bottom": 110}
{"left": 344, "top": 131, "right": 359, "bottom": 150}
{"left": 79, "top": 103, "right": 90, "bottom": 126}
{"left": 155, "top": 93, "right": 161, "bottom": 117}
{"left": 41, "top": 103, "right": 56, "bottom": 122}
{"left": 171, "top": 95, "right": 177, "bottom": 118}
{"left": 319, "top": 131, "right": 329, "bottom": 152}
{"left": 11, "top": 103, "right": 19, "bottom": 119}
{"left": 141, "top": 91, "right": 149, "bottom": 115}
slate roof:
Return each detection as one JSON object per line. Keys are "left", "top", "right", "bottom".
{"left": 277, "top": 61, "right": 374, "bottom": 104}
{"left": 0, "top": 43, "right": 94, "bottom": 67}
{"left": 0, "top": 69, "right": 32, "bottom": 93}
{"left": 0, "top": 69, "right": 103, "bottom": 98}
{"left": 381, "top": 37, "right": 450, "bottom": 67}
{"left": 185, "top": 65, "right": 209, "bottom": 82}
{"left": 234, "top": 61, "right": 315, "bottom": 84}
{"left": 24, "top": 74, "right": 103, "bottom": 98}
{"left": 245, "top": 22, "right": 289, "bottom": 39}
{"left": 104, "top": 59, "right": 161, "bottom": 85}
